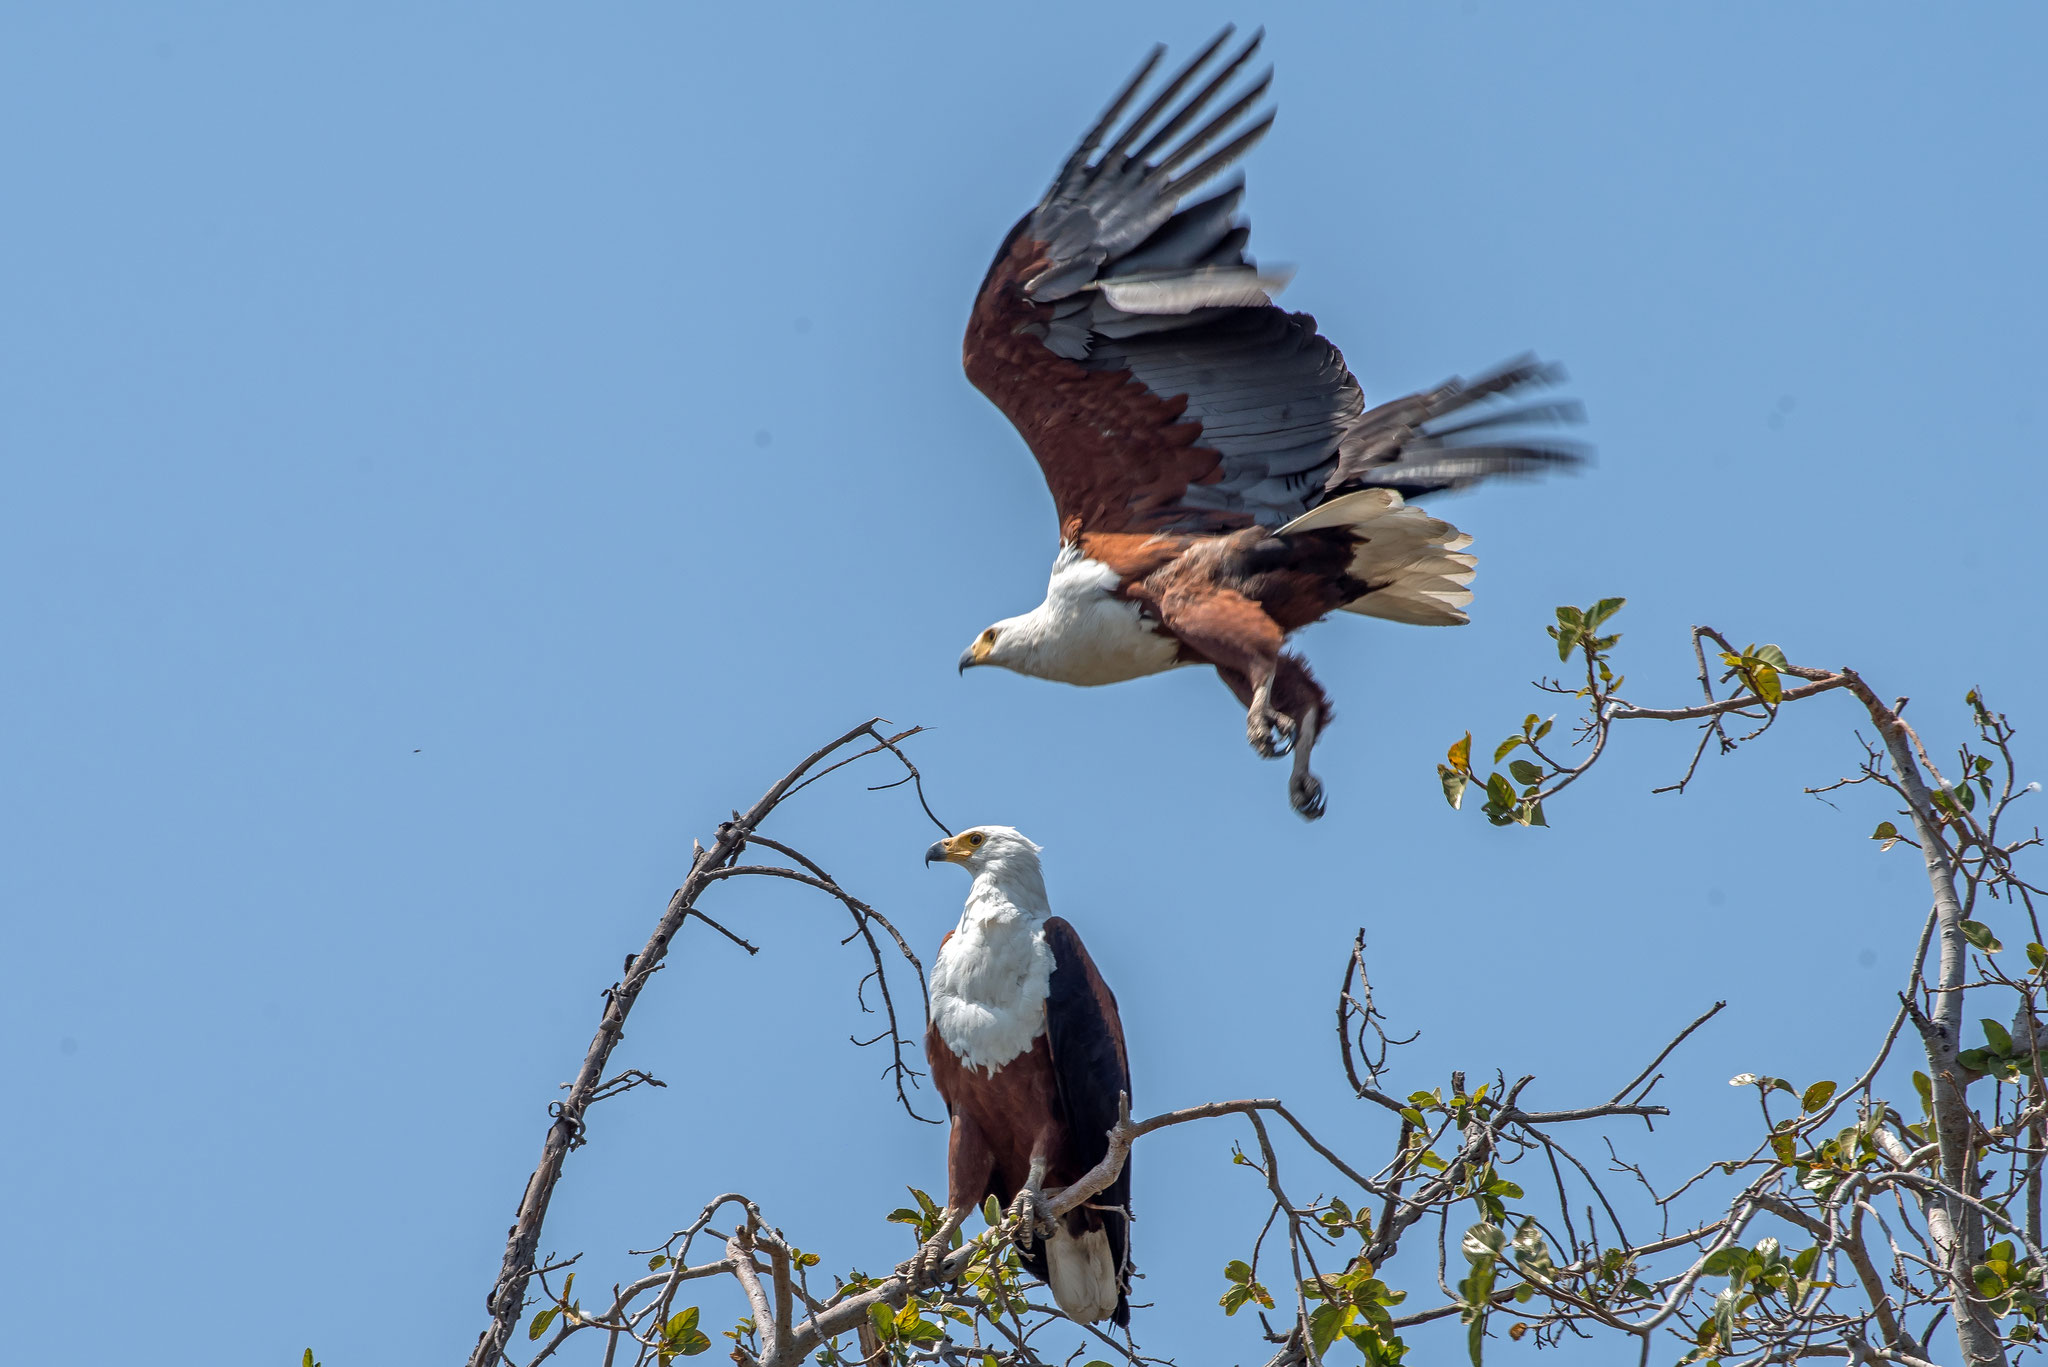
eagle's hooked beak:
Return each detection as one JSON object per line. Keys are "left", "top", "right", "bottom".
{"left": 958, "top": 628, "right": 997, "bottom": 675}
{"left": 925, "top": 832, "right": 979, "bottom": 865}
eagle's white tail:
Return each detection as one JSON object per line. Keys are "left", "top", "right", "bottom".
{"left": 1276, "top": 488, "right": 1477, "bottom": 627}
{"left": 1045, "top": 1224, "right": 1119, "bottom": 1324}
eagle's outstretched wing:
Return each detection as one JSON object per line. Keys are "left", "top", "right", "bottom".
{"left": 963, "top": 27, "right": 1583, "bottom": 543}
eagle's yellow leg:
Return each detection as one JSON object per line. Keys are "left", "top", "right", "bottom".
{"left": 901, "top": 1208, "right": 966, "bottom": 1289}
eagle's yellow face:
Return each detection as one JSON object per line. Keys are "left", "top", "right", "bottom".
{"left": 958, "top": 626, "right": 1001, "bottom": 673}
{"left": 924, "top": 829, "right": 991, "bottom": 865}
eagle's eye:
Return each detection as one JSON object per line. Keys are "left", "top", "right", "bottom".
{"left": 968, "top": 832, "right": 985, "bottom": 847}
{"left": 980, "top": 629, "right": 997, "bottom": 645}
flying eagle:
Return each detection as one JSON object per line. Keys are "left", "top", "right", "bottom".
{"left": 956, "top": 28, "right": 1583, "bottom": 819}
{"left": 914, "top": 826, "right": 1132, "bottom": 1326}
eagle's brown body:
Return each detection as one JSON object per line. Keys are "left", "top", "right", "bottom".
{"left": 925, "top": 925, "right": 1128, "bottom": 1227}
{"left": 922, "top": 829, "right": 1133, "bottom": 1326}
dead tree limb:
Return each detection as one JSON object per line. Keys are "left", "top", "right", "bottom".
{"left": 467, "top": 721, "right": 941, "bottom": 1367}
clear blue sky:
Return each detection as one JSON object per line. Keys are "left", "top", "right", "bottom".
{"left": 3, "top": 5, "right": 2043, "bottom": 1365}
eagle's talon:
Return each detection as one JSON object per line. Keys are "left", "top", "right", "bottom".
{"left": 902, "top": 1233, "right": 953, "bottom": 1289}
{"left": 1004, "top": 1185, "right": 1055, "bottom": 1250}
{"left": 1290, "top": 772, "right": 1326, "bottom": 821}
{"left": 1248, "top": 704, "right": 1296, "bottom": 759}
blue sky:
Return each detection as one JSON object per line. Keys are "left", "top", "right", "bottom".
{"left": 2, "top": 5, "right": 2043, "bottom": 1365}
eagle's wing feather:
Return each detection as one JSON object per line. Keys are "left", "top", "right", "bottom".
{"left": 964, "top": 29, "right": 1583, "bottom": 541}
{"left": 1041, "top": 916, "right": 1132, "bottom": 1326}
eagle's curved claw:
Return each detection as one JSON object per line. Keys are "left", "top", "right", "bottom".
{"left": 902, "top": 1233, "right": 953, "bottom": 1289}
{"left": 1003, "top": 1184, "right": 1055, "bottom": 1251}
{"left": 1290, "top": 771, "right": 1327, "bottom": 821}
{"left": 1248, "top": 703, "right": 1297, "bottom": 759}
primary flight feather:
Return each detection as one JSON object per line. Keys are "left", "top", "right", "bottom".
{"left": 957, "top": 27, "right": 1584, "bottom": 819}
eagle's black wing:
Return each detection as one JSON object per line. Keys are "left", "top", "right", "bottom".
{"left": 1040, "top": 916, "right": 1133, "bottom": 1327}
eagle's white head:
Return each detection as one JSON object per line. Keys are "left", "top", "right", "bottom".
{"left": 924, "top": 824, "right": 1042, "bottom": 875}
{"left": 926, "top": 825, "right": 1050, "bottom": 919}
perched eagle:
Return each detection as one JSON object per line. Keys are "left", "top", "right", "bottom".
{"left": 956, "top": 28, "right": 1583, "bottom": 819}
{"left": 916, "top": 827, "right": 1132, "bottom": 1326}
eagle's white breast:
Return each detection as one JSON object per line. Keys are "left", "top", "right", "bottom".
{"left": 930, "top": 882, "right": 1056, "bottom": 1073}
{"left": 1008, "top": 551, "right": 1184, "bottom": 687}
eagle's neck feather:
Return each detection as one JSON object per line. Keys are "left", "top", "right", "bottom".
{"left": 930, "top": 861, "right": 1055, "bottom": 1074}
{"left": 992, "top": 552, "right": 1182, "bottom": 686}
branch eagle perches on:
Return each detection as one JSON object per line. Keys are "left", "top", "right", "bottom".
{"left": 467, "top": 721, "right": 950, "bottom": 1367}
{"left": 467, "top": 613, "right": 2043, "bottom": 1367}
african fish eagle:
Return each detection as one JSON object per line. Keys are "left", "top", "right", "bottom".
{"left": 914, "top": 826, "right": 1132, "bottom": 1326}
{"left": 956, "top": 27, "right": 1584, "bottom": 820}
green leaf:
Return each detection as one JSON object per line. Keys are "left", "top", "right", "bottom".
{"left": 1587, "top": 597, "right": 1626, "bottom": 628}
{"left": 1493, "top": 735, "right": 1524, "bottom": 764}
{"left": 662, "top": 1307, "right": 713, "bottom": 1361}
{"left": 1870, "top": 821, "right": 1898, "bottom": 841}
{"left": 1801, "top": 1080, "right": 1836, "bottom": 1112}
{"left": 1309, "top": 1301, "right": 1356, "bottom": 1355}
{"left": 1485, "top": 772, "right": 1516, "bottom": 810}
{"left": 898, "top": 1312, "right": 944, "bottom": 1346}
{"left": 1962, "top": 920, "right": 2003, "bottom": 953}
{"left": 1438, "top": 765, "right": 1469, "bottom": 811}
{"left": 1507, "top": 758, "right": 1544, "bottom": 786}
{"left": 1224, "top": 1259, "right": 1253, "bottom": 1285}
{"left": 303, "top": 1353, "right": 319, "bottom": 1367}
{"left": 1462, "top": 1223, "right": 1508, "bottom": 1260}
{"left": 1983, "top": 1018, "right": 2014, "bottom": 1054}
{"left": 1552, "top": 624, "right": 1582, "bottom": 661}
{"left": 869, "top": 1304, "right": 895, "bottom": 1342}
{"left": 982, "top": 1195, "right": 1002, "bottom": 1226}
{"left": 1769, "top": 1133, "right": 1797, "bottom": 1164}
{"left": 649, "top": 1254, "right": 668, "bottom": 1271}
{"left": 529, "top": 1307, "right": 560, "bottom": 1341}
{"left": 2028, "top": 943, "right": 2046, "bottom": 971}
{"left": 1511, "top": 1219, "right": 1555, "bottom": 1278}
{"left": 1751, "top": 663, "right": 1783, "bottom": 704}
{"left": 1555, "top": 605, "right": 1586, "bottom": 628}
